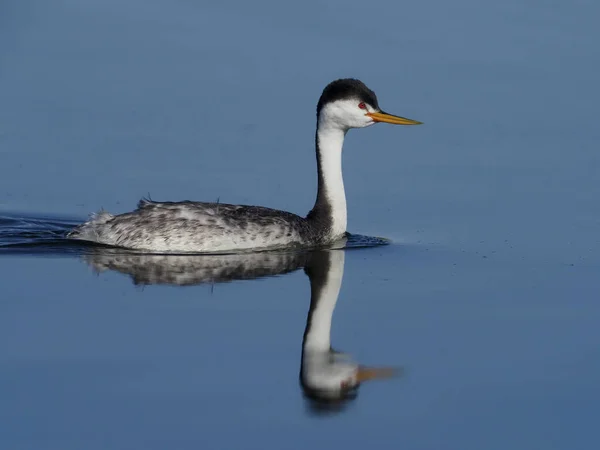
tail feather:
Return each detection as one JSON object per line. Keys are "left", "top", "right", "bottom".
{"left": 67, "top": 209, "right": 114, "bottom": 241}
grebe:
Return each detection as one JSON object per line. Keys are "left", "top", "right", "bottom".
{"left": 68, "top": 79, "right": 421, "bottom": 253}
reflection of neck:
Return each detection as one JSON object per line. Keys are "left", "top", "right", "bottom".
{"left": 307, "top": 120, "right": 347, "bottom": 238}
{"left": 302, "top": 250, "right": 345, "bottom": 353}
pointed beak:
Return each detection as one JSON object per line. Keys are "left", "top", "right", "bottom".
{"left": 355, "top": 365, "right": 401, "bottom": 383}
{"left": 366, "top": 111, "right": 422, "bottom": 125}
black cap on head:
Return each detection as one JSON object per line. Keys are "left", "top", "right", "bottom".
{"left": 316, "top": 78, "right": 380, "bottom": 115}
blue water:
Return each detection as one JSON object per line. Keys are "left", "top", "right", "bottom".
{"left": 1, "top": 0, "right": 599, "bottom": 449}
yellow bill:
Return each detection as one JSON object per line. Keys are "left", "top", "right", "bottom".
{"left": 367, "top": 111, "right": 422, "bottom": 125}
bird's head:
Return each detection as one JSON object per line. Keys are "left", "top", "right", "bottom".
{"left": 316, "top": 78, "right": 422, "bottom": 131}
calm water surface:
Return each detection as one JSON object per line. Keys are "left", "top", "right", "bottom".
{"left": 1, "top": 0, "right": 599, "bottom": 449}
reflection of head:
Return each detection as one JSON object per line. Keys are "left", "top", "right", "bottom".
{"left": 300, "top": 251, "right": 397, "bottom": 414}
{"left": 300, "top": 349, "right": 360, "bottom": 415}
{"left": 300, "top": 350, "right": 398, "bottom": 414}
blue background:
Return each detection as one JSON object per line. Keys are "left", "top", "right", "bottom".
{"left": 1, "top": 1, "right": 599, "bottom": 449}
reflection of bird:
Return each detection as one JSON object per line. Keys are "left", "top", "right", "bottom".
{"left": 83, "top": 245, "right": 400, "bottom": 413}
{"left": 68, "top": 79, "right": 421, "bottom": 253}
{"left": 84, "top": 248, "right": 312, "bottom": 286}
{"left": 300, "top": 250, "right": 398, "bottom": 413}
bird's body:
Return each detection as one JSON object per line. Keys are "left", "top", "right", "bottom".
{"left": 68, "top": 79, "right": 421, "bottom": 253}
{"left": 73, "top": 199, "right": 325, "bottom": 253}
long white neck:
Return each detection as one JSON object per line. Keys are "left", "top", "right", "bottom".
{"left": 303, "top": 251, "right": 345, "bottom": 353}
{"left": 308, "top": 122, "right": 347, "bottom": 238}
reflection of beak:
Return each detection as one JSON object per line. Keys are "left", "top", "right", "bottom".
{"left": 366, "top": 111, "right": 422, "bottom": 125}
{"left": 355, "top": 366, "right": 401, "bottom": 383}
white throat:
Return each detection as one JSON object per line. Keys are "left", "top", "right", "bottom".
{"left": 315, "top": 122, "right": 347, "bottom": 237}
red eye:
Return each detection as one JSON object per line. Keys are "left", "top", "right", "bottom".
{"left": 358, "top": 102, "right": 366, "bottom": 109}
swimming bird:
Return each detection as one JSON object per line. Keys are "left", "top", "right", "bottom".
{"left": 68, "top": 78, "right": 421, "bottom": 253}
